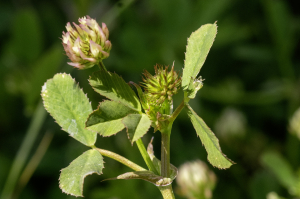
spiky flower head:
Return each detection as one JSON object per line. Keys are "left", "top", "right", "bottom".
{"left": 62, "top": 16, "right": 112, "bottom": 69}
{"left": 142, "top": 64, "right": 181, "bottom": 105}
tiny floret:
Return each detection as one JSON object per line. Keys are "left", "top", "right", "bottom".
{"left": 62, "top": 16, "right": 112, "bottom": 70}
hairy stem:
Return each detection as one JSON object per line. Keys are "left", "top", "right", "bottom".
{"left": 95, "top": 148, "right": 146, "bottom": 171}
{"left": 158, "top": 185, "right": 176, "bottom": 199}
{"left": 136, "top": 139, "right": 159, "bottom": 174}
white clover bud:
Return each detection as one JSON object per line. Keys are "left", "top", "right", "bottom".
{"left": 289, "top": 107, "right": 300, "bottom": 140}
{"left": 176, "top": 160, "right": 216, "bottom": 199}
{"left": 62, "top": 16, "right": 112, "bottom": 69}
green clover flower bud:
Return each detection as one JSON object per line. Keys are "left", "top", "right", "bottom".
{"left": 176, "top": 160, "right": 217, "bottom": 199}
{"left": 62, "top": 16, "right": 112, "bottom": 69}
{"left": 142, "top": 64, "right": 181, "bottom": 105}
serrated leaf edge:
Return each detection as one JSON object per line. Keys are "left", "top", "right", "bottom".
{"left": 41, "top": 73, "right": 96, "bottom": 146}
{"left": 58, "top": 149, "right": 104, "bottom": 197}
{"left": 186, "top": 104, "right": 235, "bottom": 169}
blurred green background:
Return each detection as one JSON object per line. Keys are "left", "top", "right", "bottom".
{"left": 0, "top": 0, "right": 300, "bottom": 198}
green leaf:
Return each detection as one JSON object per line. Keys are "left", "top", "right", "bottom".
{"left": 41, "top": 73, "right": 96, "bottom": 146}
{"left": 86, "top": 100, "right": 137, "bottom": 136}
{"left": 261, "top": 151, "right": 298, "bottom": 192}
{"left": 186, "top": 104, "right": 234, "bottom": 169}
{"left": 59, "top": 149, "right": 104, "bottom": 197}
{"left": 182, "top": 23, "right": 217, "bottom": 90}
{"left": 104, "top": 171, "right": 173, "bottom": 187}
{"left": 122, "top": 114, "right": 151, "bottom": 144}
{"left": 89, "top": 70, "right": 141, "bottom": 112}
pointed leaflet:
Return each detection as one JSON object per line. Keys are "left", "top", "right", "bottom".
{"left": 186, "top": 104, "right": 234, "bottom": 169}
{"left": 41, "top": 73, "right": 96, "bottom": 146}
{"left": 59, "top": 149, "right": 104, "bottom": 197}
{"left": 122, "top": 114, "right": 151, "bottom": 144}
{"left": 86, "top": 100, "right": 137, "bottom": 136}
{"left": 182, "top": 23, "right": 217, "bottom": 90}
{"left": 89, "top": 70, "right": 141, "bottom": 112}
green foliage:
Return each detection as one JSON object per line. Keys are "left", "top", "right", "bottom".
{"left": 186, "top": 104, "right": 234, "bottom": 169}
{"left": 59, "top": 149, "right": 104, "bottom": 197}
{"left": 182, "top": 23, "right": 217, "bottom": 91}
{"left": 89, "top": 70, "right": 141, "bottom": 112}
{"left": 261, "top": 151, "right": 298, "bottom": 194}
{"left": 123, "top": 113, "right": 152, "bottom": 144}
{"left": 41, "top": 73, "right": 96, "bottom": 146}
{"left": 86, "top": 100, "right": 137, "bottom": 136}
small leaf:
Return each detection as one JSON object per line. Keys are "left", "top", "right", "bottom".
{"left": 182, "top": 23, "right": 217, "bottom": 90}
{"left": 122, "top": 114, "right": 151, "bottom": 144}
{"left": 86, "top": 100, "right": 137, "bottom": 136}
{"left": 104, "top": 171, "right": 173, "bottom": 186}
{"left": 261, "top": 151, "right": 298, "bottom": 192}
{"left": 186, "top": 104, "right": 234, "bottom": 169}
{"left": 59, "top": 149, "right": 104, "bottom": 197}
{"left": 89, "top": 70, "right": 141, "bottom": 112}
{"left": 41, "top": 73, "right": 96, "bottom": 146}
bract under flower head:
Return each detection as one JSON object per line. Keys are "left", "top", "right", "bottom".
{"left": 62, "top": 16, "right": 112, "bottom": 69}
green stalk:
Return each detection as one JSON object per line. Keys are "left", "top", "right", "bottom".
{"left": 158, "top": 185, "right": 176, "bottom": 199}
{"left": 160, "top": 125, "right": 172, "bottom": 177}
{"left": 136, "top": 139, "right": 159, "bottom": 174}
{"left": 95, "top": 148, "right": 146, "bottom": 171}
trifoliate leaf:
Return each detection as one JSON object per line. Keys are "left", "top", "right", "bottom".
{"left": 182, "top": 23, "right": 217, "bottom": 90}
{"left": 86, "top": 100, "right": 137, "bottom": 136}
{"left": 122, "top": 114, "right": 151, "bottom": 144}
{"left": 41, "top": 73, "right": 96, "bottom": 146}
{"left": 89, "top": 70, "right": 141, "bottom": 112}
{"left": 186, "top": 104, "right": 234, "bottom": 169}
{"left": 59, "top": 149, "right": 104, "bottom": 197}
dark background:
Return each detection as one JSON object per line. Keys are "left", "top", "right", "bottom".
{"left": 0, "top": 0, "right": 300, "bottom": 198}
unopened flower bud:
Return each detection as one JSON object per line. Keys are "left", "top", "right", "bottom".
{"left": 142, "top": 63, "right": 181, "bottom": 105}
{"left": 62, "top": 16, "right": 112, "bottom": 69}
{"left": 176, "top": 160, "right": 217, "bottom": 199}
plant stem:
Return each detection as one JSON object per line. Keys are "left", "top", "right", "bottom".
{"left": 95, "top": 148, "right": 146, "bottom": 171}
{"left": 136, "top": 139, "right": 159, "bottom": 174}
{"left": 169, "top": 99, "right": 186, "bottom": 123}
{"left": 160, "top": 125, "right": 172, "bottom": 177}
{"left": 158, "top": 185, "right": 176, "bottom": 199}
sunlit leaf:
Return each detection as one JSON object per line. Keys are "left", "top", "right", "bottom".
{"left": 122, "top": 113, "right": 151, "bottom": 144}
{"left": 86, "top": 100, "right": 137, "bottom": 136}
{"left": 89, "top": 70, "right": 141, "bottom": 112}
{"left": 41, "top": 73, "right": 96, "bottom": 146}
{"left": 59, "top": 149, "right": 104, "bottom": 197}
{"left": 186, "top": 104, "right": 234, "bottom": 169}
{"left": 182, "top": 23, "right": 217, "bottom": 90}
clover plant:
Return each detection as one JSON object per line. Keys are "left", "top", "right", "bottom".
{"left": 41, "top": 16, "right": 234, "bottom": 199}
